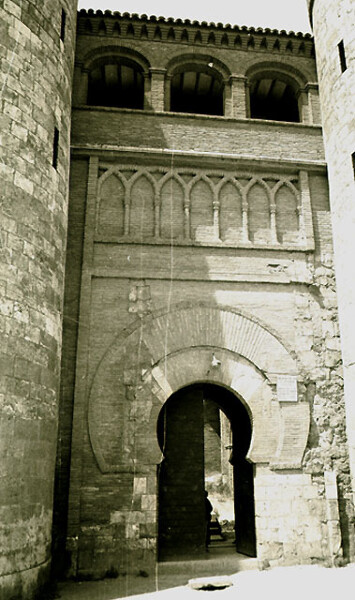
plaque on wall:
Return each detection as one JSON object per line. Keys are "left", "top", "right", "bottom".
{"left": 277, "top": 375, "right": 298, "bottom": 402}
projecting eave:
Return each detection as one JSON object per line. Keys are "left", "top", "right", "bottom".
{"left": 78, "top": 8, "right": 314, "bottom": 40}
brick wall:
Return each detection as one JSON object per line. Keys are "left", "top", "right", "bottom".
{"left": 72, "top": 109, "right": 325, "bottom": 163}
{"left": 61, "top": 11, "right": 353, "bottom": 578}
{"left": 65, "top": 153, "right": 353, "bottom": 573}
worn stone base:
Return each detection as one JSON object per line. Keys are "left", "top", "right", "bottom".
{"left": 0, "top": 560, "right": 51, "bottom": 600}
{"left": 72, "top": 544, "right": 156, "bottom": 581}
{"left": 255, "top": 468, "right": 343, "bottom": 565}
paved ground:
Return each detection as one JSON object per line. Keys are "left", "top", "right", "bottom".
{"left": 57, "top": 550, "right": 355, "bottom": 600}
{"left": 57, "top": 545, "right": 255, "bottom": 599}
{"left": 57, "top": 564, "right": 355, "bottom": 600}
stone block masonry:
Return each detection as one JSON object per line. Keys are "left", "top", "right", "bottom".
{"left": 0, "top": 1, "right": 77, "bottom": 598}
{"left": 308, "top": 0, "right": 355, "bottom": 517}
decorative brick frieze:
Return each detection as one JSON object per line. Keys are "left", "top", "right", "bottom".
{"left": 95, "top": 164, "right": 313, "bottom": 250}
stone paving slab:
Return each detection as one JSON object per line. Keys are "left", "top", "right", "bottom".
{"left": 57, "top": 563, "right": 355, "bottom": 600}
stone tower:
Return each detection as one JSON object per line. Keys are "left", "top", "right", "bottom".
{"left": 0, "top": 1, "right": 77, "bottom": 598}
{"left": 307, "top": 0, "right": 355, "bottom": 502}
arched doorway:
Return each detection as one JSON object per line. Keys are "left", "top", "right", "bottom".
{"left": 157, "top": 383, "right": 256, "bottom": 561}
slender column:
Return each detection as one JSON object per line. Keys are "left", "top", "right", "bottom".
{"left": 305, "top": 83, "right": 321, "bottom": 125}
{"left": 224, "top": 79, "right": 233, "bottom": 117}
{"left": 124, "top": 190, "right": 130, "bottom": 236}
{"left": 270, "top": 205, "right": 278, "bottom": 243}
{"left": 143, "top": 73, "right": 151, "bottom": 110}
{"left": 184, "top": 196, "right": 190, "bottom": 240}
{"left": 245, "top": 82, "right": 251, "bottom": 118}
{"left": 230, "top": 75, "right": 248, "bottom": 119}
{"left": 241, "top": 201, "right": 250, "bottom": 242}
{"left": 155, "top": 202, "right": 160, "bottom": 238}
{"left": 213, "top": 200, "right": 220, "bottom": 239}
{"left": 165, "top": 75, "right": 172, "bottom": 111}
{"left": 149, "top": 68, "right": 167, "bottom": 112}
{"left": 296, "top": 204, "right": 305, "bottom": 243}
{"left": 299, "top": 170, "right": 315, "bottom": 249}
{"left": 298, "top": 88, "right": 312, "bottom": 124}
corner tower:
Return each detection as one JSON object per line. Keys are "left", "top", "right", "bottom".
{"left": 307, "top": 0, "right": 355, "bottom": 505}
{"left": 0, "top": 1, "right": 77, "bottom": 598}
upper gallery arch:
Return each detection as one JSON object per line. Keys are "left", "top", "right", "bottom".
{"left": 82, "top": 46, "right": 151, "bottom": 109}
{"left": 166, "top": 54, "right": 231, "bottom": 116}
{"left": 245, "top": 62, "right": 309, "bottom": 123}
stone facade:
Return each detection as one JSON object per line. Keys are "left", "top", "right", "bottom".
{"left": 307, "top": 0, "right": 355, "bottom": 513}
{"left": 0, "top": 1, "right": 77, "bottom": 598}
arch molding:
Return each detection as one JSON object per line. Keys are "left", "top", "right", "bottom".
{"left": 87, "top": 303, "right": 309, "bottom": 473}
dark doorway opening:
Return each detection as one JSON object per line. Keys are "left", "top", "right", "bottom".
{"left": 157, "top": 383, "right": 256, "bottom": 561}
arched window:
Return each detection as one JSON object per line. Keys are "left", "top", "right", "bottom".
{"left": 249, "top": 72, "right": 300, "bottom": 122}
{"left": 87, "top": 57, "right": 144, "bottom": 109}
{"left": 170, "top": 65, "right": 224, "bottom": 116}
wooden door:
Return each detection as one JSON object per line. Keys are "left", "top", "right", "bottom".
{"left": 158, "top": 387, "right": 206, "bottom": 560}
{"left": 234, "top": 456, "right": 256, "bottom": 556}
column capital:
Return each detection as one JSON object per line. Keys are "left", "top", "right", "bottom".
{"left": 305, "top": 82, "right": 319, "bottom": 92}
{"left": 229, "top": 75, "right": 248, "bottom": 84}
{"left": 149, "top": 67, "right": 167, "bottom": 76}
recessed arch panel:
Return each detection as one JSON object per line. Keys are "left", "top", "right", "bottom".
{"left": 190, "top": 179, "right": 214, "bottom": 239}
{"left": 219, "top": 181, "right": 243, "bottom": 241}
{"left": 160, "top": 178, "right": 184, "bottom": 239}
{"left": 247, "top": 182, "right": 271, "bottom": 243}
{"left": 275, "top": 183, "right": 299, "bottom": 243}
{"left": 87, "top": 303, "right": 309, "bottom": 476}
{"left": 97, "top": 173, "right": 125, "bottom": 237}
{"left": 129, "top": 174, "right": 155, "bottom": 237}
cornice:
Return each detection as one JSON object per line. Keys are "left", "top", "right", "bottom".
{"left": 77, "top": 9, "right": 314, "bottom": 55}
{"left": 70, "top": 143, "right": 327, "bottom": 175}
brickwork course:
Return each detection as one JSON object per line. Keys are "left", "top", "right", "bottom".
{"left": 0, "top": 2, "right": 354, "bottom": 598}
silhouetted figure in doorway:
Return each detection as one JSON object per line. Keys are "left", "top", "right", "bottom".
{"left": 204, "top": 490, "right": 213, "bottom": 550}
